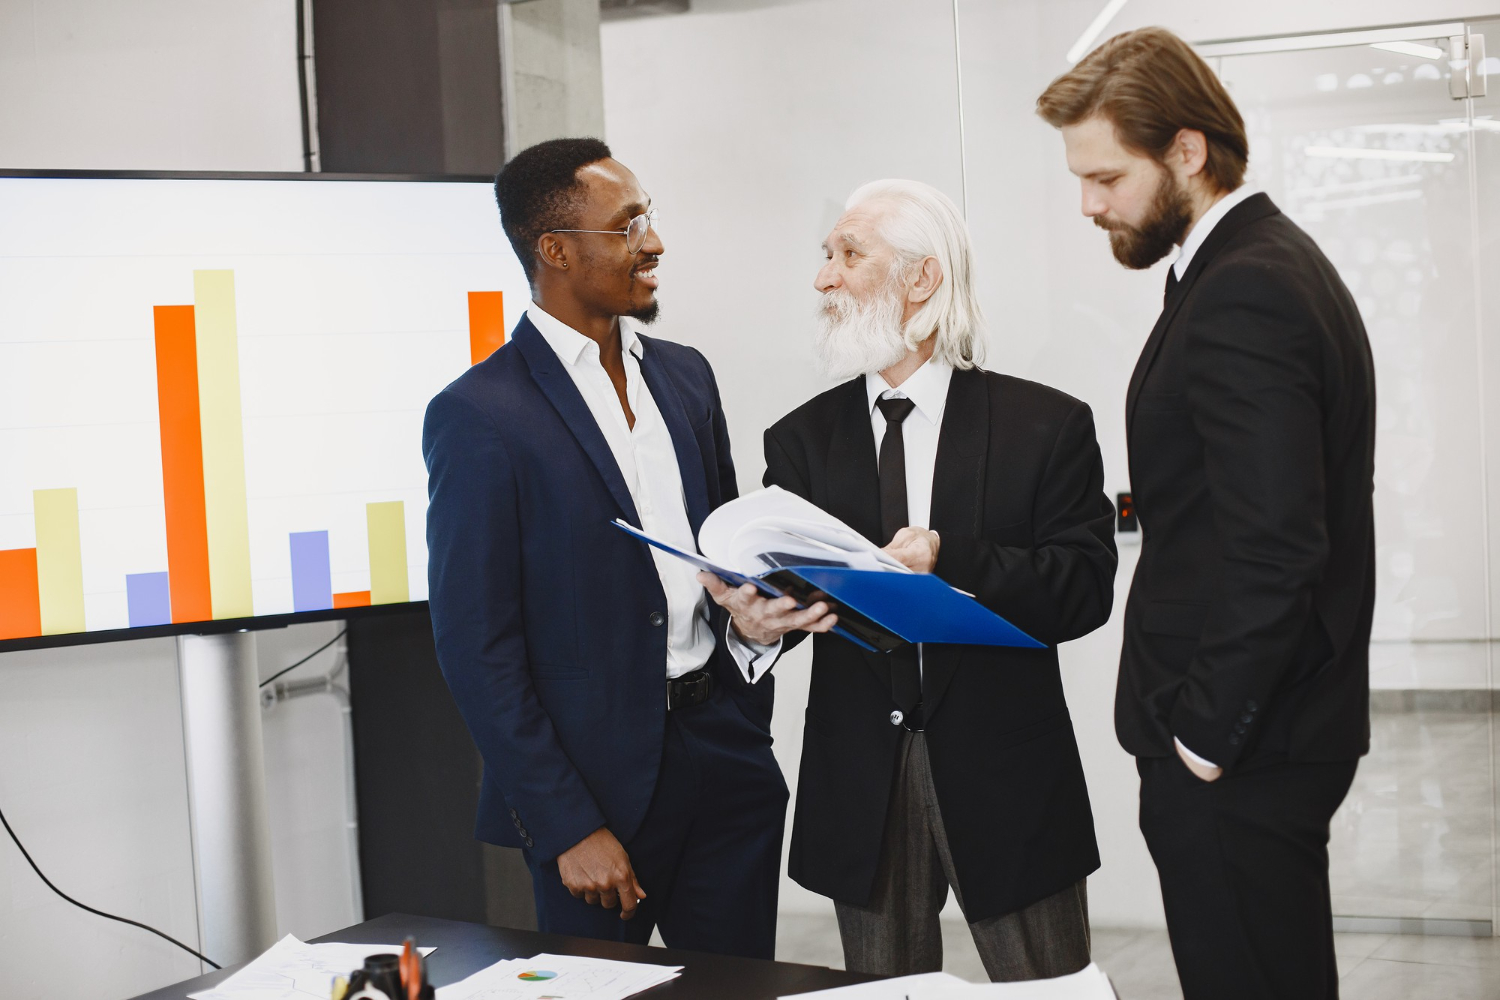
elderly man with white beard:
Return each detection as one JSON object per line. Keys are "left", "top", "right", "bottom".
{"left": 701, "top": 179, "right": 1118, "bottom": 980}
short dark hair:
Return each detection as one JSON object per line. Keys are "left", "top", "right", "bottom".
{"left": 494, "top": 137, "right": 613, "bottom": 281}
{"left": 1036, "top": 27, "right": 1248, "bottom": 193}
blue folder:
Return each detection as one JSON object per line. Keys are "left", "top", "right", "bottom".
{"left": 611, "top": 519, "right": 1044, "bottom": 652}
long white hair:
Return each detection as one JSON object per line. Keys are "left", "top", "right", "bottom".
{"left": 844, "top": 178, "right": 986, "bottom": 369}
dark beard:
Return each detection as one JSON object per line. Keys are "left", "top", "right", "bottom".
{"left": 1096, "top": 168, "right": 1192, "bottom": 270}
{"left": 627, "top": 300, "right": 660, "bottom": 324}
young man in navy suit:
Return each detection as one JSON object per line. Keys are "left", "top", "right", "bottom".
{"left": 422, "top": 139, "right": 832, "bottom": 955}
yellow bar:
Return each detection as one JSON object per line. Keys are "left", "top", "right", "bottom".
{"left": 34, "top": 488, "right": 85, "bottom": 635}
{"left": 367, "top": 501, "right": 409, "bottom": 605}
{"left": 194, "top": 270, "right": 254, "bottom": 619}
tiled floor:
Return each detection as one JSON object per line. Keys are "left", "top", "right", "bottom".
{"left": 775, "top": 913, "right": 1500, "bottom": 998}
{"left": 1329, "top": 704, "right": 1497, "bottom": 922}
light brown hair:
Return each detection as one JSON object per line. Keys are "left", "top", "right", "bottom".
{"left": 1036, "top": 27, "right": 1248, "bottom": 193}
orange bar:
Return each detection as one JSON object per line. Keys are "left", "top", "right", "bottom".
{"left": 333, "top": 591, "right": 371, "bottom": 609}
{"left": 468, "top": 291, "right": 506, "bottom": 366}
{"left": 0, "top": 548, "right": 42, "bottom": 641}
{"left": 153, "top": 305, "right": 212, "bottom": 624}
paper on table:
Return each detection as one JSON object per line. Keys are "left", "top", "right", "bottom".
{"left": 779, "top": 965, "right": 1116, "bottom": 1000}
{"left": 922, "top": 963, "right": 1116, "bottom": 998}
{"left": 187, "top": 935, "right": 436, "bottom": 1000}
{"left": 435, "top": 952, "right": 682, "bottom": 1000}
{"left": 778, "top": 972, "right": 969, "bottom": 999}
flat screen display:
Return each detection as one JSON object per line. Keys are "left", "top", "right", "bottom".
{"left": 0, "top": 172, "right": 530, "bottom": 650}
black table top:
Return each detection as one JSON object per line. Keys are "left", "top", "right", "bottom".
{"left": 127, "top": 912, "right": 880, "bottom": 1000}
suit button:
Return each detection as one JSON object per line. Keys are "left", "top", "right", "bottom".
{"left": 890, "top": 710, "right": 904, "bottom": 726}
{"left": 1240, "top": 713, "right": 1253, "bottom": 724}
{"left": 1228, "top": 735, "right": 1241, "bottom": 746}
{"left": 509, "top": 808, "right": 518, "bottom": 818}
{"left": 649, "top": 611, "right": 666, "bottom": 627}
{"left": 1247, "top": 701, "right": 1258, "bottom": 712}
{"left": 1234, "top": 723, "right": 1247, "bottom": 735}
{"left": 525, "top": 837, "right": 535, "bottom": 848}
{"left": 513, "top": 817, "right": 522, "bottom": 829}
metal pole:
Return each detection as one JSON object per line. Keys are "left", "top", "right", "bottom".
{"left": 177, "top": 631, "right": 278, "bottom": 966}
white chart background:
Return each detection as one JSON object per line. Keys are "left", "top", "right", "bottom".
{"left": 0, "top": 175, "right": 531, "bottom": 633}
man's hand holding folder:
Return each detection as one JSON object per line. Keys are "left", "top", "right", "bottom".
{"left": 612, "top": 487, "right": 1044, "bottom": 653}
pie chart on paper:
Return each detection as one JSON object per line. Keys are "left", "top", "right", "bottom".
{"left": 518, "top": 970, "right": 558, "bottom": 981}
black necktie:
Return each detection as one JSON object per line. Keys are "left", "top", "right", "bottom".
{"left": 876, "top": 395, "right": 923, "bottom": 724}
{"left": 876, "top": 396, "right": 917, "bottom": 545}
{"left": 1164, "top": 266, "right": 1180, "bottom": 304}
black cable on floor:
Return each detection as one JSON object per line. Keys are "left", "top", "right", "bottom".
{"left": 0, "top": 799, "right": 221, "bottom": 969}
{"left": 258, "top": 627, "right": 347, "bottom": 689}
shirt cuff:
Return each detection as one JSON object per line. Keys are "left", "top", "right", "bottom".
{"left": 1174, "top": 736, "right": 1220, "bottom": 770}
{"left": 725, "top": 622, "right": 781, "bottom": 684}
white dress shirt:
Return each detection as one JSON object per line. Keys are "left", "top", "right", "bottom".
{"left": 1167, "top": 187, "right": 1257, "bottom": 771}
{"left": 744, "top": 360, "right": 955, "bottom": 686}
{"left": 1172, "top": 185, "right": 1259, "bottom": 280}
{"left": 527, "top": 304, "right": 764, "bottom": 682}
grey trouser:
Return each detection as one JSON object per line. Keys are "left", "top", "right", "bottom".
{"left": 833, "top": 731, "right": 1091, "bottom": 981}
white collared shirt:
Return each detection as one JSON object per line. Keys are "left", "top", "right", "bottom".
{"left": 528, "top": 303, "right": 742, "bottom": 681}
{"left": 1172, "top": 185, "right": 1259, "bottom": 280}
{"left": 744, "top": 360, "right": 956, "bottom": 687}
{"left": 865, "top": 360, "right": 955, "bottom": 530}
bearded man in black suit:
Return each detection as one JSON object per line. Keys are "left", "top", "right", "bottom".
{"left": 1037, "top": 27, "right": 1375, "bottom": 1000}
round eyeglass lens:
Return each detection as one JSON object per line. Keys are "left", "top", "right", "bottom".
{"left": 626, "top": 210, "right": 656, "bottom": 254}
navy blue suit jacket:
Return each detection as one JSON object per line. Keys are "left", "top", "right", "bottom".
{"left": 422, "top": 315, "right": 762, "bottom": 861}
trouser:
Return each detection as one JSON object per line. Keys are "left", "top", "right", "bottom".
{"left": 833, "top": 731, "right": 1092, "bottom": 981}
{"left": 522, "top": 681, "right": 789, "bottom": 959}
{"left": 1138, "top": 754, "right": 1359, "bottom": 1000}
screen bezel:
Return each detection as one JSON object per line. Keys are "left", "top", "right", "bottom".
{"left": 0, "top": 168, "right": 499, "bottom": 651}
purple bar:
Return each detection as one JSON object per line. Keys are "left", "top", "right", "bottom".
{"left": 290, "top": 531, "right": 334, "bottom": 613}
{"left": 126, "top": 572, "right": 171, "bottom": 627}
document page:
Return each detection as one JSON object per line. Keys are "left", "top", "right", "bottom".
{"left": 696, "top": 487, "right": 909, "bottom": 575}
{"left": 781, "top": 964, "right": 1115, "bottom": 999}
{"left": 434, "top": 953, "right": 682, "bottom": 1000}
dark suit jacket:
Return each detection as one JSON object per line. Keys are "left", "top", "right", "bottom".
{"left": 1117, "top": 193, "right": 1376, "bottom": 771}
{"left": 765, "top": 368, "right": 1117, "bottom": 921}
{"left": 422, "top": 315, "right": 768, "bottom": 862}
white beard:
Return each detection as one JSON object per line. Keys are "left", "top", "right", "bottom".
{"left": 813, "top": 286, "right": 913, "bottom": 382}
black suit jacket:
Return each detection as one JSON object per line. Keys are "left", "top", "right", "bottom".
{"left": 1117, "top": 193, "right": 1375, "bottom": 772}
{"left": 765, "top": 367, "right": 1116, "bottom": 921}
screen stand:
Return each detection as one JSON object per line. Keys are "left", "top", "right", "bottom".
{"left": 177, "top": 631, "right": 279, "bottom": 967}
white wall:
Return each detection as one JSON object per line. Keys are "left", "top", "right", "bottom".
{"left": 603, "top": 0, "right": 1490, "bottom": 931}
{"left": 0, "top": 0, "right": 303, "bottom": 171}
{"left": 0, "top": 4, "right": 355, "bottom": 998}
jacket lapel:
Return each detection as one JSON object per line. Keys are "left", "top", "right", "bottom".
{"left": 637, "top": 334, "right": 711, "bottom": 535}
{"left": 1125, "top": 193, "right": 1281, "bottom": 433}
{"left": 825, "top": 378, "right": 883, "bottom": 545}
{"left": 922, "top": 368, "right": 989, "bottom": 716}
{"left": 823, "top": 378, "right": 889, "bottom": 687}
{"left": 513, "top": 316, "right": 641, "bottom": 525}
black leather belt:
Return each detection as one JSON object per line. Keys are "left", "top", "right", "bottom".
{"left": 667, "top": 667, "right": 713, "bottom": 712}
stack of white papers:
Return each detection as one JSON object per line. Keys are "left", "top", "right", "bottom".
{"left": 187, "top": 935, "right": 436, "bottom": 1000}
{"left": 697, "top": 487, "right": 911, "bottom": 576}
{"left": 435, "top": 953, "right": 682, "bottom": 1000}
{"left": 782, "top": 963, "right": 1117, "bottom": 999}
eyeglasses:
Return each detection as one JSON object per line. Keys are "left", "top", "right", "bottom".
{"left": 548, "top": 208, "right": 659, "bottom": 255}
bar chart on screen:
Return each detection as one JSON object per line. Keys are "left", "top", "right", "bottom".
{"left": 0, "top": 175, "right": 530, "bottom": 643}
